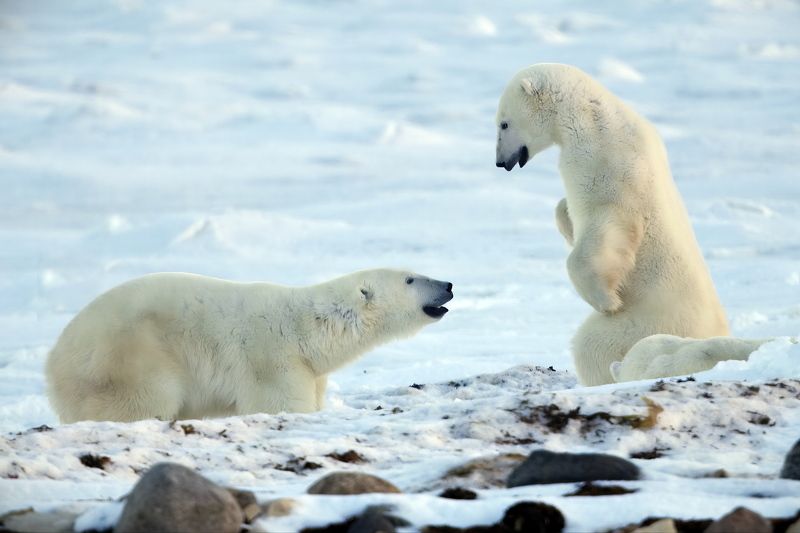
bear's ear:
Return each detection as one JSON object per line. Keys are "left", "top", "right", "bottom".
{"left": 609, "top": 361, "right": 623, "bottom": 382}
{"left": 360, "top": 287, "right": 373, "bottom": 302}
{"left": 520, "top": 77, "right": 538, "bottom": 97}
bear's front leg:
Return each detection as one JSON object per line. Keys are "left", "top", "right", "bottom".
{"left": 566, "top": 213, "right": 642, "bottom": 314}
{"left": 236, "top": 361, "right": 320, "bottom": 415}
{"left": 555, "top": 198, "right": 574, "bottom": 246}
{"left": 315, "top": 375, "right": 328, "bottom": 410}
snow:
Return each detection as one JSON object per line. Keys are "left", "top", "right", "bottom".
{"left": 1, "top": 0, "right": 799, "bottom": 530}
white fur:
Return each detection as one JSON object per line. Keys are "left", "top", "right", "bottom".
{"left": 610, "top": 334, "right": 769, "bottom": 382}
{"left": 496, "top": 64, "right": 729, "bottom": 385}
{"left": 46, "top": 269, "right": 449, "bottom": 422}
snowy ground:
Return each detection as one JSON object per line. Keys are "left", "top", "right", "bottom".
{"left": 1, "top": 0, "right": 799, "bottom": 530}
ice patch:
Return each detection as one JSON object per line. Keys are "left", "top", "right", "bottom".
{"left": 74, "top": 501, "right": 125, "bottom": 533}
{"left": 516, "top": 15, "right": 572, "bottom": 44}
{"left": 378, "top": 121, "right": 451, "bottom": 146}
{"left": 172, "top": 211, "right": 351, "bottom": 253}
{"left": 732, "top": 310, "right": 771, "bottom": 328}
{"left": 598, "top": 58, "right": 645, "bottom": 83}
{"left": 556, "top": 12, "right": 620, "bottom": 33}
{"left": 695, "top": 337, "right": 800, "bottom": 382}
{"left": 718, "top": 199, "right": 775, "bottom": 218}
{"left": 40, "top": 269, "right": 66, "bottom": 289}
{"left": 106, "top": 215, "right": 131, "bottom": 234}
{"left": 465, "top": 15, "right": 497, "bottom": 37}
{"left": 740, "top": 42, "right": 800, "bottom": 60}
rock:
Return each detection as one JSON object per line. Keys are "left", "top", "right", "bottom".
{"left": 633, "top": 518, "right": 677, "bottom": 533}
{"left": 307, "top": 472, "right": 401, "bottom": 495}
{"left": 438, "top": 487, "right": 478, "bottom": 500}
{"left": 227, "top": 487, "right": 260, "bottom": 523}
{"left": 564, "top": 482, "right": 636, "bottom": 497}
{"left": 780, "top": 438, "right": 800, "bottom": 480}
{"left": 704, "top": 507, "right": 772, "bottom": 533}
{"left": 262, "top": 498, "right": 297, "bottom": 518}
{"left": 348, "top": 507, "right": 396, "bottom": 533}
{"left": 501, "top": 501, "right": 565, "bottom": 533}
{"left": 420, "top": 502, "right": 563, "bottom": 533}
{"left": 440, "top": 453, "right": 526, "bottom": 489}
{"left": 702, "top": 469, "right": 729, "bottom": 478}
{"left": 0, "top": 506, "right": 84, "bottom": 533}
{"left": 114, "top": 462, "right": 243, "bottom": 533}
{"left": 301, "top": 506, "right": 406, "bottom": 533}
{"left": 507, "top": 450, "right": 639, "bottom": 487}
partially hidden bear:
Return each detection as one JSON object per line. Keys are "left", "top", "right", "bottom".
{"left": 610, "top": 334, "right": 769, "bottom": 382}
{"left": 495, "top": 63, "right": 729, "bottom": 385}
{"left": 46, "top": 269, "right": 453, "bottom": 422}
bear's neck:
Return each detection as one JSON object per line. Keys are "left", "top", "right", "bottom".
{"left": 551, "top": 84, "right": 634, "bottom": 203}
{"left": 292, "top": 290, "right": 384, "bottom": 377}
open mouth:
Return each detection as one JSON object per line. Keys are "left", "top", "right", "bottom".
{"left": 423, "top": 305, "right": 449, "bottom": 319}
{"left": 517, "top": 145, "right": 529, "bottom": 168}
{"left": 499, "top": 145, "right": 529, "bottom": 171}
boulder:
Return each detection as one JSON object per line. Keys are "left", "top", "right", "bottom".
{"left": 227, "top": 487, "right": 260, "bottom": 523}
{"left": 114, "top": 462, "right": 243, "bottom": 533}
{"left": 780, "top": 438, "right": 800, "bottom": 480}
{"left": 704, "top": 507, "right": 772, "bottom": 533}
{"left": 507, "top": 450, "right": 639, "bottom": 487}
{"left": 348, "top": 507, "right": 397, "bottom": 533}
{"left": 633, "top": 519, "right": 678, "bottom": 533}
{"left": 438, "top": 487, "right": 478, "bottom": 500}
{"left": 439, "top": 453, "right": 526, "bottom": 489}
{"left": 501, "top": 501, "right": 565, "bottom": 533}
{"left": 262, "top": 498, "right": 297, "bottom": 518}
{"left": 307, "top": 472, "right": 401, "bottom": 495}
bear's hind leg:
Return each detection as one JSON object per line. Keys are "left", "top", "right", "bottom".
{"left": 50, "top": 327, "right": 187, "bottom": 423}
{"left": 572, "top": 311, "right": 658, "bottom": 386}
{"left": 73, "top": 372, "right": 185, "bottom": 422}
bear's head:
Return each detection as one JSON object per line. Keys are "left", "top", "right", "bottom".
{"left": 495, "top": 65, "right": 562, "bottom": 171}
{"left": 314, "top": 269, "right": 454, "bottom": 342}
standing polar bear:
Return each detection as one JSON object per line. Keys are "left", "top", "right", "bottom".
{"left": 496, "top": 63, "right": 729, "bottom": 385}
{"left": 46, "top": 269, "right": 453, "bottom": 422}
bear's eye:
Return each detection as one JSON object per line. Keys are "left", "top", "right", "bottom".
{"left": 360, "top": 288, "right": 372, "bottom": 300}
{"left": 405, "top": 277, "right": 414, "bottom": 285}
{"left": 500, "top": 122, "right": 508, "bottom": 130}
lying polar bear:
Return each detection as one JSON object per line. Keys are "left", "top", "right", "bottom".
{"left": 495, "top": 63, "right": 730, "bottom": 385}
{"left": 46, "top": 269, "right": 453, "bottom": 422}
{"left": 610, "top": 334, "right": 770, "bottom": 382}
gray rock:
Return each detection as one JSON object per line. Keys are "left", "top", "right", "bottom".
{"left": 307, "top": 472, "right": 401, "bottom": 495}
{"left": 347, "top": 507, "right": 396, "bottom": 533}
{"left": 507, "top": 450, "right": 640, "bottom": 487}
{"left": 227, "top": 487, "right": 261, "bottom": 523}
{"left": 780, "top": 438, "right": 800, "bottom": 480}
{"left": 704, "top": 506, "right": 772, "bottom": 533}
{"left": 114, "top": 462, "right": 243, "bottom": 533}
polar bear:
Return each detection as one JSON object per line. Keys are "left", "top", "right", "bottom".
{"left": 496, "top": 63, "right": 729, "bottom": 386}
{"left": 46, "top": 269, "right": 453, "bottom": 422}
{"left": 610, "top": 334, "right": 769, "bottom": 382}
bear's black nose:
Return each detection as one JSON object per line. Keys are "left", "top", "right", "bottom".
{"left": 446, "top": 282, "right": 453, "bottom": 292}
{"left": 496, "top": 161, "right": 505, "bottom": 168}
